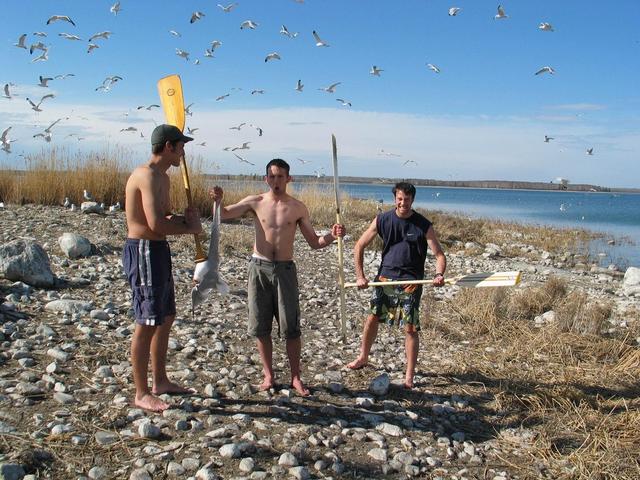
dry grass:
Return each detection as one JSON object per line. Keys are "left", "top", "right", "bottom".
{"left": 425, "top": 277, "right": 639, "bottom": 479}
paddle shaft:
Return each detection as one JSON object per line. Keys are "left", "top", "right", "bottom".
{"left": 157, "top": 74, "right": 206, "bottom": 263}
{"left": 344, "top": 273, "right": 520, "bottom": 288}
{"left": 332, "top": 134, "right": 348, "bottom": 343}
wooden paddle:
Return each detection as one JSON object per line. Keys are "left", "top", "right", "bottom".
{"left": 331, "top": 134, "right": 348, "bottom": 343}
{"left": 344, "top": 271, "right": 522, "bottom": 288}
{"left": 157, "top": 74, "right": 206, "bottom": 262}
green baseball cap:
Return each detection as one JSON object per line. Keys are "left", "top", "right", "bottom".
{"left": 151, "top": 124, "right": 193, "bottom": 145}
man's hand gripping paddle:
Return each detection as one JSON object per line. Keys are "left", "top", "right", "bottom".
{"left": 157, "top": 74, "right": 206, "bottom": 262}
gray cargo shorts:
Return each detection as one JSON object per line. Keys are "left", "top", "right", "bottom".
{"left": 247, "top": 257, "right": 301, "bottom": 339}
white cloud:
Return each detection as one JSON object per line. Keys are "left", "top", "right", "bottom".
{"left": 1, "top": 102, "right": 638, "bottom": 188}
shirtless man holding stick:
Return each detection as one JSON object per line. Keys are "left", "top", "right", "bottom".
{"left": 210, "top": 158, "right": 345, "bottom": 396}
{"left": 123, "top": 124, "right": 202, "bottom": 412}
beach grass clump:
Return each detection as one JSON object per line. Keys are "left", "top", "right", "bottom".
{"left": 508, "top": 276, "right": 568, "bottom": 319}
{"left": 3, "top": 147, "right": 130, "bottom": 206}
{"left": 555, "top": 291, "right": 612, "bottom": 336}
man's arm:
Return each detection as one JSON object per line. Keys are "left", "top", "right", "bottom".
{"left": 140, "top": 172, "right": 201, "bottom": 235}
{"left": 209, "top": 186, "right": 256, "bottom": 221}
{"left": 426, "top": 225, "right": 447, "bottom": 287}
{"left": 354, "top": 217, "right": 378, "bottom": 288}
{"left": 297, "top": 204, "right": 345, "bottom": 249}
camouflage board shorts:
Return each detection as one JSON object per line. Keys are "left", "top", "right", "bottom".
{"left": 370, "top": 276, "right": 423, "bottom": 331}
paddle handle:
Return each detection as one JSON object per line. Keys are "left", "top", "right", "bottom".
{"left": 180, "top": 156, "right": 207, "bottom": 263}
{"left": 335, "top": 211, "right": 347, "bottom": 343}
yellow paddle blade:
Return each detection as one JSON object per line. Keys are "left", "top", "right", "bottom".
{"left": 157, "top": 74, "right": 185, "bottom": 131}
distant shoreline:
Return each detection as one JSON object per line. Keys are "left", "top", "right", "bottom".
{"left": 210, "top": 174, "right": 640, "bottom": 194}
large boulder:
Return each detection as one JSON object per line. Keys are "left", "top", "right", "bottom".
{"left": 622, "top": 266, "right": 640, "bottom": 296}
{"left": 81, "top": 202, "right": 103, "bottom": 214}
{"left": 0, "top": 239, "right": 55, "bottom": 287}
{"left": 58, "top": 233, "right": 91, "bottom": 259}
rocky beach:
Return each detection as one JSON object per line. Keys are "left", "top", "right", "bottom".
{"left": 0, "top": 203, "right": 639, "bottom": 480}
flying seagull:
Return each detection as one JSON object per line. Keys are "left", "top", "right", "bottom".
{"left": 14, "top": 34, "right": 27, "bottom": 49}
{"left": 38, "top": 75, "right": 53, "bottom": 87}
{"left": 87, "top": 43, "right": 99, "bottom": 54}
{"left": 379, "top": 149, "right": 401, "bottom": 157}
{"left": 538, "top": 22, "right": 554, "bottom": 32}
{"left": 46, "top": 15, "right": 76, "bottom": 26}
{"left": 240, "top": 20, "right": 259, "bottom": 30}
{"left": 318, "top": 82, "right": 341, "bottom": 93}
{"left": 88, "top": 31, "right": 113, "bottom": 42}
{"left": 190, "top": 11, "right": 205, "bottom": 23}
{"left": 494, "top": 5, "right": 508, "bottom": 20}
{"left": 58, "top": 33, "right": 82, "bottom": 41}
{"left": 249, "top": 124, "right": 263, "bottom": 136}
{"left": 169, "top": 30, "right": 181, "bottom": 37}
{"left": 185, "top": 103, "right": 194, "bottom": 116}
{"left": 216, "top": 93, "right": 230, "bottom": 101}
{"left": 218, "top": 3, "right": 238, "bottom": 13}
{"left": 544, "top": 135, "right": 554, "bottom": 143}
{"left": 176, "top": 49, "right": 190, "bottom": 61}
{"left": 2, "top": 84, "right": 13, "bottom": 99}
{"left": 312, "top": 30, "right": 329, "bottom": 47}
{"left": 234, "top": 153, "right": 255, "bottom": 165}
{"left": 264, "top": 52, "right": 281, "bottom": 62}
{"left": 280, "top": 25, "right": 298, "bottom": 38}
{"left": 29, "top": 42, "right": 47, "bottom": 54}
{"left": 210, "top": 40, "right": 223, "bottom": 51}
{"left": 297, "top": 158, "right": 311, "bottom": 164}
{"left": 229, "top": 123, "right": 245, "bottom": 130}
{"left": 426, "top": 63, "right": 441, "bottom": 73}
{"left": 535, "top": 66, "right": 555, "bottom": 75}
{"left": 336, "top": 98, "right": 351, "bottom": 107}
{"left": 26, "top": 94, "right": 55, "bottom": 112}
{"left": 54, "top": 73, "right": 75, "bottom": 80}
{"left": 402, "top": 159, "right": 417, "bottom": 166}
{"left": 370, "top": 65, "right": 383, "bottom": 76}
{"left": 232, "top": 141, "right": 251, "bottom": 151}
{"left": 295, "top": 79, "right": 304, "bottom": 92}
{"left": 31, "top": 50, "right": 48, "bottom": 63}
{"left": 186, "top": 127, "right": 199, "bottom": 135}
{"left": 136, "top": 104, "right": 160, "bottom": 110}
{"left": 33, "top": 32, "right": 47, "bottom": 37}
{"left": 448, "top": 7, "right": 461, "bottom": 16}
{"left": 251, "top": 89, "right": 265, "bottom": 95}
{"left": 110, "top": 1, "right": 121, "bottom": 15}
{"left": 586, "top": 147, "right": 594, "bottom": 155}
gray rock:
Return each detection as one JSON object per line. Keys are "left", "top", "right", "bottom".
{"left": 369, "top": 372, "right": 390, "bottom": 396}
{"left": 0, "top": 239, "right": 55, "bottom": 287}
{"left": 239, "top": 457, "right": 255, "bottom": 473}
{"left": 138, "top": 422, "right": 161, "bottom": 439}
{"left": 45, "top": 299, "right": 93, "bottom": 314}
{"left": 88, "top": 466, "right": 108, "bottom": 480}
{"left": 53, "top": 392, "right": 76, "bottom": 405}
{"left": 376, "top": 422, "right": 403, "bottom": 436}
{"left": 278, "top": 452, "right": 298, "bottom": 467}
{"left": 288, "top": 466, "right": 310, "bottom": 480}
{"left": 0, "top": 463, "right": 26, "bottom": 480}
{"left": 166, "top": 461, "right": 185, "bottom": 477}
{"left": 81, "top": 202, "right": 104, "bottom": 214}
{"left": 195, "top": 466, "right": 220, "bottom": 480}
{"left": 94, "top": 431, "right": 119, "bottom": 446}
{"left": 368, "top": 448, "right": 388, "bottom": 461}
{"left": 219, "top": 443, "right": 241, "bottom": 458}
{"left": 128, "top": 469, "right": 152, "bottom": 480}
{"left": 58, "top": 233, "right": 92, "bottom": 259}
{"left": 622, "top": 266, "right": 640, "bottom": 296}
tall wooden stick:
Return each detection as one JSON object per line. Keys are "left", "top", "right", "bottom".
{"left": 331, "top": 134, "right": 348, "bottom": 343}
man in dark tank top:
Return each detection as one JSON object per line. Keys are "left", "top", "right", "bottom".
{"left": 347, "top": 182, "right": 447, "bottom": 389}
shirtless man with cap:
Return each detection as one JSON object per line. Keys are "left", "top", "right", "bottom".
{"left": 123, "top": 124, "right": 202, "bottom": 412}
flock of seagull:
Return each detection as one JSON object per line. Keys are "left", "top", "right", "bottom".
{"left": 1, "top": 2, "right": 598, "bottom": 169}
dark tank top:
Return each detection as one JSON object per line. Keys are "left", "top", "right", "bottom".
{"left": 377, "top": 209, "right": 432, "bottom": 280}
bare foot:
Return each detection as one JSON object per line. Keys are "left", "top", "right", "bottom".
{"left": 152, "top": 381, "right": 195, "bottom": 396}
{"left": 258, "top": 377, "right": 275, "bottom": 391}
{"left": 135, "top": 393, "right": 170, "bottom": 413}
{"left": 346, "top": 357, "right": 368, "bottom": 370}
{"left": 291, "top": 377, "right": 310, "bottom": 397}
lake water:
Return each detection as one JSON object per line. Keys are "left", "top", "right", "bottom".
{"left": 338, "top": 183, "right": 640, "bottom": 268}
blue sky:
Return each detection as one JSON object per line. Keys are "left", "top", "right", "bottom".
{"left": 1, "top": 0, "right": 639, "bottom": 187}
